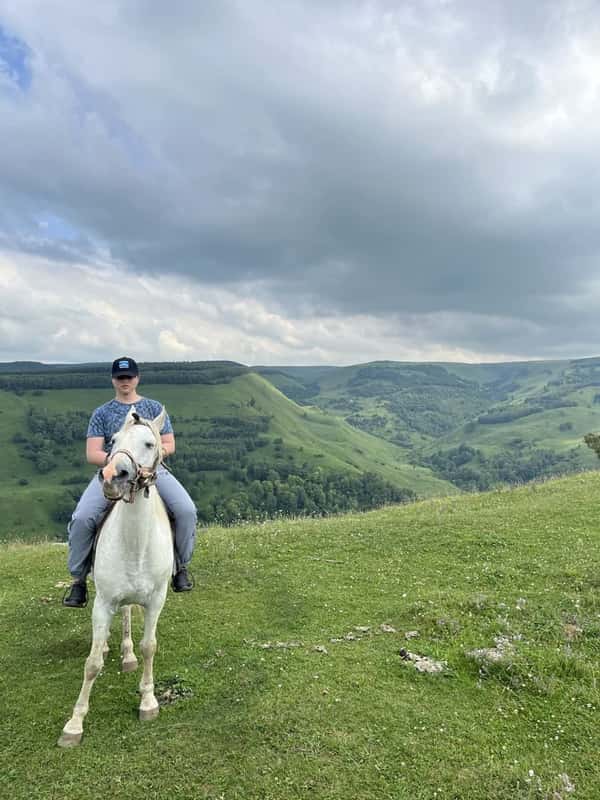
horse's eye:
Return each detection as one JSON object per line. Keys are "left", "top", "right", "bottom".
{"left": 145, "top": 442, "right": 154, "bottom": 448}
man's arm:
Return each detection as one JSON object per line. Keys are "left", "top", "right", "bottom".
{"left": 86, "top": 436, "right": 108, "bottom": 467}
{"left": 161, "top": 433, "right": 175, "bottom": 460}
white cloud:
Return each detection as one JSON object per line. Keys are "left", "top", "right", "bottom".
{"left": 0, "top": 248, "right": 572, "bottom": 364}
{"left": 2, "top": 2, "right": 600, "bottom": 361}
{"left": 158, "top": 330, "right": 193, "bottom": 359}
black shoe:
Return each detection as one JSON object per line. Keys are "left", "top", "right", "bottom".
{"left": 62, "top": 580, "right": 88, "bottom": 608}
{"left": 172, "top": 567, "right": 193, "bottom": 593}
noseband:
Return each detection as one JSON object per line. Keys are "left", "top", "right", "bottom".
{"left": 100, "top": 421, "right": 162, "bottom": 503}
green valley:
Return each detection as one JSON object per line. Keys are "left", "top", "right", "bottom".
{"left": 0, "top": 362, "right": 452, "bottom": 541}
{"left": 257, "top": 357, "right": 600, "bottom": 490}
{"left": 4, "top": 355, "right": 600, "bottom": 543}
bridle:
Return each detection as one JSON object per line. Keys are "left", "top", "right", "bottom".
{"left": 100, "top": 419, "right": 162, "bottom": 504}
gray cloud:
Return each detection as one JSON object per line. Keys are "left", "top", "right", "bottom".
{"left": 1, "top": 0, "right": 600, "bottom": 362}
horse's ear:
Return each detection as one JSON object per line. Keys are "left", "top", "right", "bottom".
{"left": 124, "top": 405, "right": 137, "bottom": 426}
{"left": 153, "top": 406, "right": 167, "bottom": 434}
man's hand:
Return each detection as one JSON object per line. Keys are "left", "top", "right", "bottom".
{"left": 101, "top": 459, "right": 118, "bottom": 482}
{"left": 160, "top": 433, "right": 175, "bottom": 459}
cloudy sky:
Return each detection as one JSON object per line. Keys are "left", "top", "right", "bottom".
{"left": 1, "top": 1, "right": 600, "bottom": 366}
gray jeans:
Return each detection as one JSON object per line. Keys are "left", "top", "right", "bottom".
{"left": 67, "top": 467, "right": 197, "bottom": 579}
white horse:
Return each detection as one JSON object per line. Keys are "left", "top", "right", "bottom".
{"left": 59, "top": 406, "right": 173, "bottom": 747}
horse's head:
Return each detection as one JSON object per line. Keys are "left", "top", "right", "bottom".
{"left": 102, "top": 405, "right": 167, "bottom": 502}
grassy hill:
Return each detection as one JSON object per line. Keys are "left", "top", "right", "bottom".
{"left": 0, "top": 370, "right": 452, "bottom": 541}
{"left": 3, "top": 472, "right": 600, "bottom": 798}
{"left": 6, "top": 354, "right": 600, "bottom": 542}
{"left": 256, "top": 358, "right": 600, "bottom": 488}
{"left": 257, "top": 360, "right": 519, "bottom": 447}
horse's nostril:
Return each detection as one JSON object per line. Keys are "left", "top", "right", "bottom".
{"left": 118, "top": 469, "right": 129, "bottom": 478}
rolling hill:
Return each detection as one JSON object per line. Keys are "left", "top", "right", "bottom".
{"left": 0, "top": 365, "right": 452, "bottom": 542}
{"left": 256, "top": 358, "right": 600, "bottom": 489}
{"left": 5, "top": 354, "right": 600, "bottom": 542}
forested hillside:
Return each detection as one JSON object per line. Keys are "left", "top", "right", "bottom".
{"left": 257, "top": 358, "right": 600, "bottom": 490}
{"left": 4, "top": 355, "right": 600, "bottom": 542}
{"left": 0, "top": 362, "right": 451, "bottom": 541}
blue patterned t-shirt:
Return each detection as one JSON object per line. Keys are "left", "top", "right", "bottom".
{"left": 87, "top": 398, "right": 173, "bottom": 452}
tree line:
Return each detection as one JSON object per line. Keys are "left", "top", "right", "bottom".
{"left": 198, "top": 467, "right": 417, "bottom": 524}
{"left": 0, "top": 362, "right": 247, "bottom": 392}
{"left": 420, "top": 443, "right": 581, "bottom": 491}
{"left": 15, "top": 408, "right": 88, "bottom": 473}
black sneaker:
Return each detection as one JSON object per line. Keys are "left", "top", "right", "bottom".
{"left": 62, "top": 580, "right": 88, "bottom": 608}
{"left": 172, "top": 567, "right": 193, "bottom": 593}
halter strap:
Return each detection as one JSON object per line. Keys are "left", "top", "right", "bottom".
{"left": 101, "top": 427, "right": 162, "bottom": 504}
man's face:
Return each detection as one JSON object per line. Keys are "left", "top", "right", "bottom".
{"left": 112, "top": 374, "right": 140, "bottom": 395}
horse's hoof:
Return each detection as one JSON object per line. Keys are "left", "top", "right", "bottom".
{"left": 58, "top": 731, "right": 82, "bottom": 748}
{"left": 122, "top": 657, "right": 138, "bottom": 673}
{"left": 139, "top": 705, "right": 159, "bottom": 722}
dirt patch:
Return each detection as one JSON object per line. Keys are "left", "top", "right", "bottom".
{"left": 154, "top": 675, "right": 193, "bottom": 706}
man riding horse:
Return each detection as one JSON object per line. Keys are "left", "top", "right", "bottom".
{"left": 62, "top": 356, "right": 197, "bottom": 607}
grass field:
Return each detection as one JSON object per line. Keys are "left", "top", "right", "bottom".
{"left": 3, "top": 471, "right": 600, "bottom": 798}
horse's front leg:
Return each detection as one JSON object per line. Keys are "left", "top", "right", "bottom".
{"left": 138, "top": 589, "right": 167, "bottom": 721}
{"left": 58, "top": 599, "right": 114, "bottom": 747}
{"left": 120, "top": 605, "right": 138, "bottom": 673}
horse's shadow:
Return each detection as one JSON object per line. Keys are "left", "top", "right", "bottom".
{"left": 39, "top": 634, "right": 92, "bottom": 660}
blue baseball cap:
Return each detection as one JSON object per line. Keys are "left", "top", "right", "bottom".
{"left": 111, "top": 357, "right": 139, "bottom": 377}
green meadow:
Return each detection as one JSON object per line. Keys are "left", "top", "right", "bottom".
{"left": 3, "top": 472, "right": 600, "bottom": 798}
